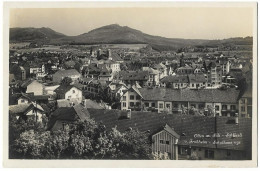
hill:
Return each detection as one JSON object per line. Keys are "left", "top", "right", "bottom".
{"left": 10, "top": 24, "right": 253, "bottom": 51}
{"left": 10, "top": 27, "right": 66, "bottom": 42}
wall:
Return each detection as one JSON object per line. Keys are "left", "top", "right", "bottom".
{"left": 65, "top": 87, "right": 82, "bottom": 101}
{"left": 152, "top": 130, "right": 178, "bottom": 160}
{"left": 26, "top": 81, "right": 44, "bottom": 95}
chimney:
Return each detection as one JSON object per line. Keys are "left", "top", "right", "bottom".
{"left": 235, "top": 113, "right": 239, "bottom": 125}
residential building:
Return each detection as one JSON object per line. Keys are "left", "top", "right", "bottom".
{"left": 26, "top": 80, "right": 45, "bottom": 96}
{"left": 142, "top": 67, "right": 160, "bottom": 86}
{"left": 121, "top": 86, "right": 143, "bottom": 111}
{"left": 238, "top": 86, "right": 252, "bottom": 118}
{"left": 55, "top": 84, "right": 83, "bottom": 102}
{"left": 53, "top": 69, "right": 82, "bottom": 83}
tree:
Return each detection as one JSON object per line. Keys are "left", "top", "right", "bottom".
{"left": 61, "top": 77, "right": 72, "bottom": 85}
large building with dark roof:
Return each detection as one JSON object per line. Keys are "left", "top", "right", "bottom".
{"left": 121, "top": 87, "right": 240, "bottom": 116}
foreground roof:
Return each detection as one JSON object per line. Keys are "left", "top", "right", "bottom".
{"left": 88, "top": 109, "right": 251, "bottom": 151}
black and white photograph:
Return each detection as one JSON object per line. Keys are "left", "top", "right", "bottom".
{"left": 2, "top": 1, "right": 257, "bottom": 168}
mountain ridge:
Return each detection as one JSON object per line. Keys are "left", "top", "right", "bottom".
{"left": 10, "top": 24, "right": 253, "bottom": 51}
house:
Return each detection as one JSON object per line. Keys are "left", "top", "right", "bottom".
{"left": 26, "top": 80, "right": 45, "bottom": 95}
{"left": 115, "top": 71, "right": 149, "bottom": 88}
{"left": 153, "top": 63, "right": 168, "bottom": 79}
{"left": 53, "top": 69, "right": 82, "bottom": 83}
{"left": 54, "top": 84, "right": 83, "bottom": 102}
{"left": 142, "top": 67, "right": 160, "bottom": 86}
{"left": 9, "top": 103, "right": 45, "bottom": 122}
{"left": 238, "top": 86, "right": 252, "bottom": 118}
{"left": 175, "top": 65, "right": 194, "bottom": 75}
{"left": 160, "top": 75, "right": 189, "bottom": 89}
{"left": 188, "top": 74, "right": 206, "bottom": 89}
{"left": 121, "top": 86, "right": 143, "bottom": 111}
{"left": 47, "top": 103, "right": 90, "bottom": 131}
{"left": 30, "top": 63, "right": 45, "bottom": 74}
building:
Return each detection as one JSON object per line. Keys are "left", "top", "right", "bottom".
{"left": 9, "top": 103, "right": 45, "bottom": 122}
{"left": 20, "top": 66, "right": 26, "bottom": 81}
{"left": 115, "top": 71, "right": 149, "bottom": 88}
{"left": 47, "top": 108, "right": 252, "bottom": 160}
{"left": 53, "top": 69, "right": 82, "bottom": 83}
{"left": 121, "top": 87, "right": 240, "bottom": 116}
{"left": 121, "top": 86, "right": 143, "bottom": 111}
{"left": 188, "top": 74, "right": 206, "bottom": 89}
{"left": 160, "top": 75, "right": 189, "bottom": 89}
{"left": 26, "top": 80, "right": 45, "bottom": 96}
{"left": 142, "top": 67, "right": 160, "bottom": 86}
{"left": 238, "top": 86, "right": 252, "bottom": 118}
{"left": 54, "top": 84, "right": 83, "bottom": 102}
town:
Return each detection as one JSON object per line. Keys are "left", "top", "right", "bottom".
{"left": 8, "top": 25, "right": 253, "bottom": 160}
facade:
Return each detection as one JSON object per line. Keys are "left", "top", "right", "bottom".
{"left": 121, "top": 86, "right": 143, "bottom": 111}
{"left": 121, "top": 87, "right": 240, "bottom": 116}
{"left": 26, "top": 80, "right": 45, "bottom": 96}
{"left": 55, "top": 85, "right": 83, "bottom": 102}
{"left": 20, "top": 66, "right": 26, "bottom": 81}
{"left": 238, "top": 86, "right": 252, "bottom": 118}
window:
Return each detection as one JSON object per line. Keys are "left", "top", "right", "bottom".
{"left": 166, "top": 104, "right": 170, "bottom": 108}
{"left": 130, "top": 102, "right": 134, "bottom": 107}
{"left": 166, "top": 141, "right": 170, "bottom": 145}
{"left": 241, "top": 106, "right": 245, "bottom": 112}
{"left": 123, "top": 96, "right": 126, "bottom": 101}
{"left": 136, "top": 95, "right": 141, "bottom": 100}
{"left": 136, "top": 102, "right": 140, "bottom": 107}
{"left": 160, "top": 140, "right": 164, "bottom": 144}
{"left": 159, "top": 103, "right": 164, "bottom": 108}
{"left": 240, "top": 98, "right": 245, "bottom": 104}
{"left": 199, "top": 104, "right": 204, "bottom": 109}
{"left": 231, "top": 105, "right": 236, "bottom": 110}
{"left": 123, "top": 102, "right": 126, "bottom": 107}
{"left": 215, "top": 105, "right": 219, "bottom": 111}
{"left": 130, "top": 95, "right": 135, "bottom": 100}
{"left": 205, "top": 150, "right": 214, "bottom": 159}
{"left": 152, "top": 103, "right": 155, "bottom": 107}
{"left": 222, "top": 105, "right": 227, "bottom": 110}
{"left": 173, "top": 103, "right": 178, "bottom": 108}
{"left": 72, "top": 90, "right": 75, "bottom": 93}
{"left": 145, "top": 103, "right": 149, "bottom": 107}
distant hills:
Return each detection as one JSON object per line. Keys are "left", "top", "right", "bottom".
{"left": 10, "top": 24, "right": 253, "bottom": 51}
{"left": 10, "top": 27, "right": 66, "bottom": 42}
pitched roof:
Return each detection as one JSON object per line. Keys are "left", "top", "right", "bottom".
{"left": 9, "top": 103, "right": 34, "bottom": 115}
{"left": 161, "top": 75, "right": 189, "bottom": 83}
{"left": 88, "top": 109, "right": 251, "bottom": 151}
{"left": 138, "top": 88, "right": 240, "bottom": 103}
{"left": 83, "top": 99, "right": 105, "bottom": 109}
{"left": 54, "top": 84, "right": 82, "bottom": 95}
{"left": 188, "top": 74, "right": 206, "bottom": 83}
{"left": 47, "top": 104, "right": 90, "bottom": 130}
{"left": 117, "top": 71, "right": 149, "bottom": 81}
{"left": 53, "top": 69, "right": 81, "bottom": 77}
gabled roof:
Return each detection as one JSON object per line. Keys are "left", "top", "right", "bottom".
{"left": 54, "top": 84, "right": 82, "bottom": 95}
{"left": 161, "top": 75, "right": 189, "bottom": 83}
{"left": 9, "top": 103, "right": 34, "bottom": 115}
{"left": 154, "top": 124, "right": 180, "bottom": 138}
{"left": 88, "top": 109, "right": 251, "bottom": 151}
{"left": 47, "top": 104, "right": 90, "bottom": 130}
{"left": 53, "top": 69, "right": 81, "bottom": 77}
{"left": 117, "top": 71, "right": 149, "bottom": 81}
{"left": 138, "top": 88, "right": 240, "bottom": 103}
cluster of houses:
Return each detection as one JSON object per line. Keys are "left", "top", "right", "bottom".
{"left": 9, "top": 47, "right": 252, "bottom": 160}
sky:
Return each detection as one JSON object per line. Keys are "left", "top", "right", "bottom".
{"left": 10, "top": 7, "right": 254, "bottom": 40}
